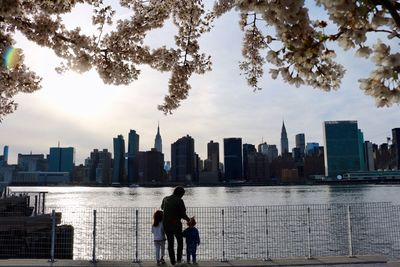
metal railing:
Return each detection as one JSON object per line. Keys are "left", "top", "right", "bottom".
{"left": 1, "top": 202, "right": 400, "bottom": 261}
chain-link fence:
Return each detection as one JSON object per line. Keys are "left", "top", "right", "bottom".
{"left": 26, "top": 202, "right": 399, "bottom": 262}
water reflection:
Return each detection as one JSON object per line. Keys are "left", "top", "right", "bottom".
{"left": 8, "top": 185, "right": 400, "bottom": 208}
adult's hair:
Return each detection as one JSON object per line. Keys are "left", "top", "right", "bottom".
{"left": 173, "top": 186, "right": 185, "bottom": 198}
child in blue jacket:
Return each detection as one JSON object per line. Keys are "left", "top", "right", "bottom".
{"left": 183, "top": 217, "right": 200, "bottom": 264}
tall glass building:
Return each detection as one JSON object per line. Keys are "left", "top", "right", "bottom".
{"left": 48, "top": 147, "right": 75, "bottom": 180}
{"left": 224, "top": 138, "right": 242, "bottom": 180}
{"left": 127, "top": 130, "right": 139, "bottom": 184}
{"left": 323, "top": 121, "right": 361, "bottom": 178}
{"left": 171, "top": 135, "right": 196, "bottom": 183}
{"left": 112, "top": 135, "right": 125, "bottom": 184}
{"left": 393, "top": 128, "right": 400, "bottom": 169}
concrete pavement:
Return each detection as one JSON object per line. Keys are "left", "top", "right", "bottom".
{"left": 0, "top": 255, "right": 397, "bottom": 267}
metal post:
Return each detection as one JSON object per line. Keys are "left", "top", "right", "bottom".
{"left": 42, "top": 193, "right": 45, "bottom": 214}
{"left": 91, "top": 209, "right": 97, "bottom": 263}
{"left": 307, "top": 207, "right": 312, "bottom": 259}
{"left": 221, "top": 208, "right": 227, "bottom": 262}
{"left": 34, "top": 195, "right": 38, "bottom": 216}
{"left": 263, "top": 208, "right": 271, "bottom": 261}
{"left": 38, "top": 193, "right": 41, "bottom": 214}
{"left": 49, "top": 209, "right": 56, "bottom": 263}
{"left": 347, "top": 206, "right": 354, "bottom": 257}
{"left": 133, "top": 209, "right": 140, "bottom": 263}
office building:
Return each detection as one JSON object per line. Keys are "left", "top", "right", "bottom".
{"left": 127, "top": 130, "right": 140, "bottom": 184}
{"left": 393, "top": 128, "right": 400, "bottom": 169}
{"left": 112, "top": 135, "right": 125, "bottom": 184}
{"left": 364, "top": 141, "right": 375, "bottom": 171}
{"left": 207, "top": 140, "right": 219, "bottom": 173}
{"left": 171, "top": 135, "right": 196, "bottom": 183}
{"left": 323, "top": 121, "right": 361, "bottom": 178}
{"left": 137, "top": 149, "right": 165, "bottom": 184}
{"left": 281, "top": 121, "right": 289, "bottom": 155}
{"left": 87, "top": 149, "right": 112, "bottom": 184}
{"left": 358, "top": 129, "right": 366, "bottom": 171}
{"left": 48, "top": 147, "right": 75, "bottom": 176}
{"left": 295, "top": 133, "right": 305, "bottom": 156}
{"left": 305, "top": 143, "right": 319, "bottom": 155}
{"left": 2, "top": 146, "right": 8, "bottom": 164}
{"left": 247, "top": 152, "right": 269, "bottom": 183}
{"left": 224, "top": 138, "right": 242, "bottom": 180}
{"left": 18, "top": 153, "right": 47, "bottom": 172}
{"left": 243, "top": 144, "right": 256, "bottom": 179}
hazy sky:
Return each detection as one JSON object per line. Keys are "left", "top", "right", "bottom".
{"left": 1, "top": 2, "right": 399, "bottom": 165}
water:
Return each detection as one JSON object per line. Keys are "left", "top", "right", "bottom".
{"left": 9, "top": 184, "right": 400, "bottom": 208}
{"left": 7, "top": 185, "right": 400, "bottom": 261}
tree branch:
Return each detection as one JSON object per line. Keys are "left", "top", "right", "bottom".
{"left": 371, "top": 0, "right": 400, "bottom": 29}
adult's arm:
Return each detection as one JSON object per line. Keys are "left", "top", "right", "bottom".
{"left": 179, "top": 199, "right": 190, "bottom": 221}
{"left": 161, "top": 198, "right": 165, "bottom": 210}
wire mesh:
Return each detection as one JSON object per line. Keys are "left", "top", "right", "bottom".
{"left": 34, "top": 202, "right": 400, "bottom": 262}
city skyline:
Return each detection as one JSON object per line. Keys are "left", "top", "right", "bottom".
{"left": 0, "top": 2, "right": 399, "bottom": 165}
{"left": 1, "top": 121, "right": 399, "bottom": 166}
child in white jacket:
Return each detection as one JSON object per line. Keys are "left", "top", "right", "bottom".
{"left": 152, "top": 210, "right": 166, "bottom": 265}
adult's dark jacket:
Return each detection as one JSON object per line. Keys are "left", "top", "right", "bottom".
{"left": 161, "top": 195, "right": 190, "bottom": 232}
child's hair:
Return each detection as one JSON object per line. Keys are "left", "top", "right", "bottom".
{"left": 153, "top": 210, "right": 163, "bottom": 227}
{"left": 187, "top": 217, "right": 196, "bottom": 227}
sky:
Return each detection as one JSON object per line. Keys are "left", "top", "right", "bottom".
{"left": 0, "top": 1, "right": 399, "bottom": 165}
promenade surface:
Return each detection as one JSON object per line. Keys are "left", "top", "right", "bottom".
{"left": 0, "top": 256, "right": 399, "bottom": 267}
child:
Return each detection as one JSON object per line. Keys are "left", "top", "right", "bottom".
{"left": 152, "top": 210, "right": 166, "bottom": 265}
{"left": 183, "top": 217, "right": 200, "bottom": 264}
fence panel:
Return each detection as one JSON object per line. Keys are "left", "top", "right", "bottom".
{"left": 41, "top": 202, "right": 400, "bottom": 261}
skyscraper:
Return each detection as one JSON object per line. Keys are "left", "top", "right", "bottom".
{"left": 127, "top": 130, "right": 140, "bottom": 184}
{"left": 224, "top": 138, "right": 242, "bottom": 180}
{"left": 243, "top": 144, "right": 256, "bottom": 179}
{"left": 207, "top": 140, "right": 219, "bottom": 173}
{"left": 392, "top": 128, "right": 400, "bottom": 169}
{"left": 171, "top": 135, "right": 196, "bottom": 182}
{"left": 87, "top": 149, "right": 112, "bottom": 184}
{"left": 364, "top": 141, "right": 375, "bottom": 171}
{"left": 295, "top": 134, "right": 305, "bottom": 154}
{"left": 48, "top": 147, "right": 75, "bottom": 181}
{"left": 280, "top": 121, "right": 289, "bottom": 155}
{"left": 154, "top": 123, "right": 162, "bottom": 153}
{"left": 112, "top": 135, "right": 125, "bottom": 184}
{"left": 358, "top": 129, "right": 366, "bottom": 171}
{"left": 323, "top": 121, "right": 361, "bottom": 178}
{"left": 3, "top": 146, "right": 8, "bottom": 164}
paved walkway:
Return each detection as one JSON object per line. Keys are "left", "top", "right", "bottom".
{"left": 0, "top": 255, "right": 398, "bottom": 267}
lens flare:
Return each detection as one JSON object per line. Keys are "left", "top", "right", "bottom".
{"left": 2, "top": 47, "right": 22, "bottom": 70}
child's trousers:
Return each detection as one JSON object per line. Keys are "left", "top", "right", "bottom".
{"left": 186, "top": 247, "right": 197, "bottom": 263}
{"left": 154, "top": 240, "right": 166, "bottom": 261}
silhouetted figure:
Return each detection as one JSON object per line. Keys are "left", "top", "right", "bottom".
{"left": 152, "top": 210, "right": 166, "bottom": 266}
{"left": 183, "top": 217, "right": 200, "bottom": 264}
{"left": 161, "top": 186, "right": 190, "bottom": 265}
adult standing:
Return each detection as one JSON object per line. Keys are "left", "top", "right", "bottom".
{"left": 161, "top": 186, "right": 190, "bottom": 265}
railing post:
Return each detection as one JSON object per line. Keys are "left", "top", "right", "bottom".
{"left": 133, "top": 209, "right": 140, "bottom": 263}
{"left": 42, "top": 193, "right": 45, "bottom": 214}
{"left": 347, "top": 206, "right": 354, "bottom": 257}
{"left": 34, "top": 195, "right": 38, "bottom": 216}
{"left": 263, "top": 208, "right": 270, "bottom": 261}
{"left": 38, "top": 193, "right": 41, "bottom": 214}
{"left": 91, "top": 209, "right": 97, "bottom": 263}
{"left": 307, "top": 207, "right": 312, "bottom": 259}
{"left": 221, "top": 208, "right": 227, "bottom": 262}
{"left": 48, "top": 209, "right": 56, "bottom": 263}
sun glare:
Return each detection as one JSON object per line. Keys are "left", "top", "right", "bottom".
{"left": 41, "top": 72, "right": 119, "bottom": 118}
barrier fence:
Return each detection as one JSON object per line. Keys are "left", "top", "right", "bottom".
{"left": 1, "top": 202, "right": 400, "bottom": 261}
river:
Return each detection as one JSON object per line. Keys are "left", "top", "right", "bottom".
{"left": 9, "top": 184, "right": 400, "bottom": 208}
